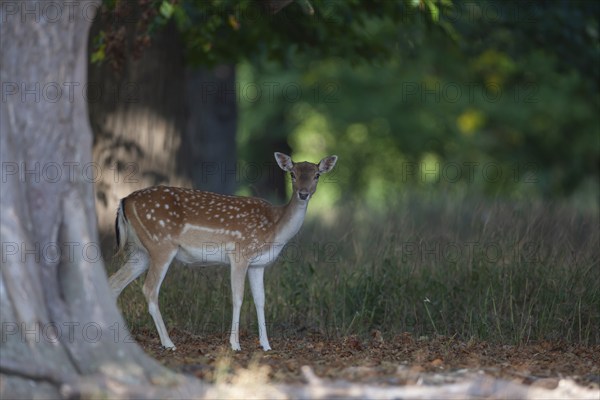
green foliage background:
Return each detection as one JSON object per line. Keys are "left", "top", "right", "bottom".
{"left": 237, "top": 0, "right": 599, "bottom": 209}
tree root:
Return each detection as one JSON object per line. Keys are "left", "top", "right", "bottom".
{"left": 2, "top": 360, "right": 598, "bottom": 400}
{"left": 0, "top": 357, "right": 77, "bottom": 386}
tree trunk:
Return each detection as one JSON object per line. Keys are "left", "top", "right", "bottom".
{"left": 181, "top": 65, "right": 238, "bottom": 196}
{"left": 0, "top": 1, "right": 188, "bottom": 396}
{"left": 88, "top": 17, "right": 188, "bottom": 238}
{"left": 89, "top": 20, "right": 238, "bottom": 241}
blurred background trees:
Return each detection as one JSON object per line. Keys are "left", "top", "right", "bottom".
{"left": 90, "top": 0, "right": 599, "bottom": 238}
{"left": 237, "top": 0, "right": 599, "bottom": 209}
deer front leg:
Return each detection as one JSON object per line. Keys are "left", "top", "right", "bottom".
{"left": 229, "top": 257, "right": 249, "bottom": 351}
{"left": 248, "top": 266, "right": 271, "bottom": 351}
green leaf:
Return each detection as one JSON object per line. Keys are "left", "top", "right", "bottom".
{"left": 159, "top": 0, "right": 174, "bottom": 19}
{"left": 425, "top": 0, "right": 440, "bottom": 22}
{"left": 90, "top": 44, "right": 105, "bottom": 64}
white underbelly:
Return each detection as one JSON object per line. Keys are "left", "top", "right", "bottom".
{"left": 175, "top": 241, "right": 286, "bottom": 267}
{"left": 175, "top": 242, "right": 233, "bottom": 265}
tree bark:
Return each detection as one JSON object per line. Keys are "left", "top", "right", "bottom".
{"left": 0, "top": 1, "right": 179, "bottom": 396}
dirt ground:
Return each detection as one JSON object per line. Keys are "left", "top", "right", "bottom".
{"left": 134, "top": 328, "right": 600, "bottom": 393}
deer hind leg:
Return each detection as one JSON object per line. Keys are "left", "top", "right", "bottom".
{"left": 109, "top": 247, "right": 149, "bottom": 298}
{"left": 248, "top": 266, "right": 271, "bottom": 351}
{"left": 229, "top": 256, "right": 250, "bottom": 351}
{"left": 142, "top": 249, "right": 178, "bottom": 350}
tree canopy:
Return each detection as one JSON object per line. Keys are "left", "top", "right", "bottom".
{"left": 91, "top": 0, "right": 448, "bottom": 68}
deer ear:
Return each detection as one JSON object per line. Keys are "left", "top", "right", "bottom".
{"left": 318, "top": 155, "right": 338, "bottom": 174}
{"left": 274, "top": 152, "right": 294, "bottom": 172}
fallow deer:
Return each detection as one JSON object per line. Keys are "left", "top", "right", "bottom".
{"left": 109, "top": 152, "right": 337, "bottom": 351}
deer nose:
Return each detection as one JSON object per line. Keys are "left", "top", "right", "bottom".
{"left": 298, "top": 191, "right": 309, "bottom": 201}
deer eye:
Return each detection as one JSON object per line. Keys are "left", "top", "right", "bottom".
{"left": 290, "top": 172, "right": 296, "bottom": 180}
{"left": 314, "top": 173, "right": 320, "bottom": 180}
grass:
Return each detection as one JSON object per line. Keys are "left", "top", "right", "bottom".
{"left": 106, "top": 194, "right": 600, "bottom": 345}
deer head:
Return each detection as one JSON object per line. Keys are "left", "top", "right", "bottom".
{"left": 274, "top": 152, "right": 338, "bottom": 201}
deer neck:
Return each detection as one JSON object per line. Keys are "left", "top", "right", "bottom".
{"left": 274, "top": 192, "right": 308, "bottom": 244}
